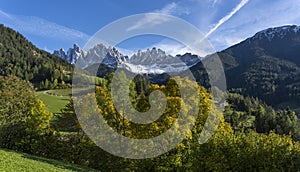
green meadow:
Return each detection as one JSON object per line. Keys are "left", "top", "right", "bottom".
{"left": 0, "top": 149, "right": 96, "bottom": 172}
{"left": 37, "top": 90, "right": 70, "bottom": 114}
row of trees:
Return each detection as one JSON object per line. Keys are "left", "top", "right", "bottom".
{"left": 1, "top": 74, "right": 300, "bottom": 171}
{"left": 224, "top": 93, "right": 300, "bottom": 141}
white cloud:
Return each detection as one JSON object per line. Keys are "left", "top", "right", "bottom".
{"left": 209, "top": 0, "right": 221, "bottom": 7}
{"left": 153, "top": 41, "right": 191, "bottom": 56}
{"left": 127, "top": 0, "right": 251, "bottom": 54}
{"left": 43, "top": 46, "right": 52, "bottom": 52}
{"left": 117, "top": 47, "right": 136, "bottom": 57}
{"left": 123, "top": 0, "right": 300, "bottom": 55}
{"left": 0, "top": 9, "right": 11, "bottom": 18}
{"left": 208, "top": 0, "right": 300, "bottom": 50}
{"left": 127, "top": 2, "right": 189, "bottom": 31}
{"left": 233, "top": 0, "right": 300, "bottom": 32}
{"left": 208, "top": 35, "right": 244, "bottom": 50}
{"left": 0, "top": 9, "right": 90, "bottom": 42}
{"left": 126, "top": 13, "right": 171, "bottom": 31}
{"left": 155, "top": 2, "right": 190, "bottom": 15}
{"left": 133, "top": 39, "right": 192, "bottom": 56}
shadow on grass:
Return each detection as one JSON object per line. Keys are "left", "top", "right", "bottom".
{"left": 21, "top": 153, "right": 98, "bottom": 172}
{"left": 61, "top": 98, "right": 71, "bottom": 101}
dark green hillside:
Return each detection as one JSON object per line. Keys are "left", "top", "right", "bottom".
{"left": 0, "top": 24, "right": 73, "bottom": 90}
{"left": 191, "top": 25, "right": 300, "bottom": 110}
{"left": 224, "top": 93, "right": 300, "bottom": 141}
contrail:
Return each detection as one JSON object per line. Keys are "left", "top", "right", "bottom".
{"left": 204, "top": 0, "right": 249, "bottom": 38}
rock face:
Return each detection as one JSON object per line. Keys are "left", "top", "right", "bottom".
{"left": 53, "top": 44, "right": 200, "bottom": 74}
{"left": 251, "top": 25, "right": 300, "bottom": 41}
{"left": 54, "top": 44, "right": 85, "bottom": 65}
{"left": 53, "top": 48, "right": 66, "bottom": 60}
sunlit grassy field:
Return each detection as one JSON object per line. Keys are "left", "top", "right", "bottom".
{"left": 37, "top": 88, "right": 95, "bottom": 114}
{"left": 37, "top": 90, "right": 70, "bottom": 114}
{"left": 0, "top": 149, "right": 96, "bottom": 172}
{"left": 47, "top": 88, "right": 73, "bottom": 96}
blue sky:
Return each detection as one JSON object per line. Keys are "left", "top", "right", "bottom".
{"left": 1, "top": 0, "right": 300, "bottom": 56}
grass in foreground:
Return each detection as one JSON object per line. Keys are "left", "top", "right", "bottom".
{"left": 0, "top": 149, "right": 96, "bottom": 172}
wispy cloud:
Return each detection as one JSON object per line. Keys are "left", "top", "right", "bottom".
{"left": 117, "top": 47, "right": 136, "bottom": 57}
{"left": 204, "top": 0, "right": 249, "bottom": 38}
{"left": 0, "top": 9, "right": 11, "bottom": 18}
{"left": 128, "top": 0, "right": 251, "bottom": 54}
{"left": 154, "top": 2, "right": 190, "bottom": 15}
{"left": 0, "top": 9, "right": 90, "bottom": 43}
{"left": 127, "top": 2, "right": 189, "bottom": 31}
{"left": 151, "top": 39, "right": 192, "bottom": 56}
{"left": 209, "top": 0, "right": 221, "bottom": 7}
{"left": 208, "top": 0, "right": 300, "bottom": 50}
{"left": 126, "top": 13, "right": 171, "bottom": 31}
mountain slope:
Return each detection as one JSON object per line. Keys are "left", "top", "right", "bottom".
{"left": 0, "top": 24, "right": 73, "bottom": 89}
{"left": 53, "top": 24, "right": 300, "bottom": 110}
{"left": 215, "top": 25, "right": 300, "bottom": 109}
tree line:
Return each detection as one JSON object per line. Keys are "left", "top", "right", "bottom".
{"left": 0, "top": 74, "right": 300, "bottom": 171}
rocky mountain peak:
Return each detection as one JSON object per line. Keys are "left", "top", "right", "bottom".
{"left": 53, "top": 48, "right": 66, "bottom": 60}
{"left": 252, "top": 25, "right": 300, "bottom": 41}
{"left": 54, "top": 44, "right": 200, "bottom": 74}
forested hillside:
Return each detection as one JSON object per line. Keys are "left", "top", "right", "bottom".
{"left": 0, "top": 24, "right": 73, "bottom": 90}
{"left": 214, "top": 26, "right": 300, "bottom": 110}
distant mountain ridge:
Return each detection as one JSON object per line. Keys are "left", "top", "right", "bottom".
{"left": 55, "top": 25, "right": 300, "bottom": 75}
{"left": 53, "top": 25, "right": 300, "bottom": 110}
{"left": 2, "top": 21, "right": 300, "bottom": 109}
{"left": 54, "top": 44, "right": 200, "bottom": 74}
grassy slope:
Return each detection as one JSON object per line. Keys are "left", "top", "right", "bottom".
{"left": 0, "top": 149, "right": 96, "bottom": 172}
{"left": 37, "top": 88, "right": 95, "bottom": 114}
{"left": 47, "top": 88, "right": 73, "bottom": 96}
{"left": 37, "top": 90, "right": 70, "bottom": 114}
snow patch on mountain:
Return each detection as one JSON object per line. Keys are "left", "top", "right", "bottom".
{"left": 252, "top": 25, "right": 300, "bottom": 41}
{"left": 53, "top": 44, "right": 201, "bottom": 74}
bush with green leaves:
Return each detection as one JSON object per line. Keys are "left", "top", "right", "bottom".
{"left": 0, "top": 75, "right": 52, "bottom": 152}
